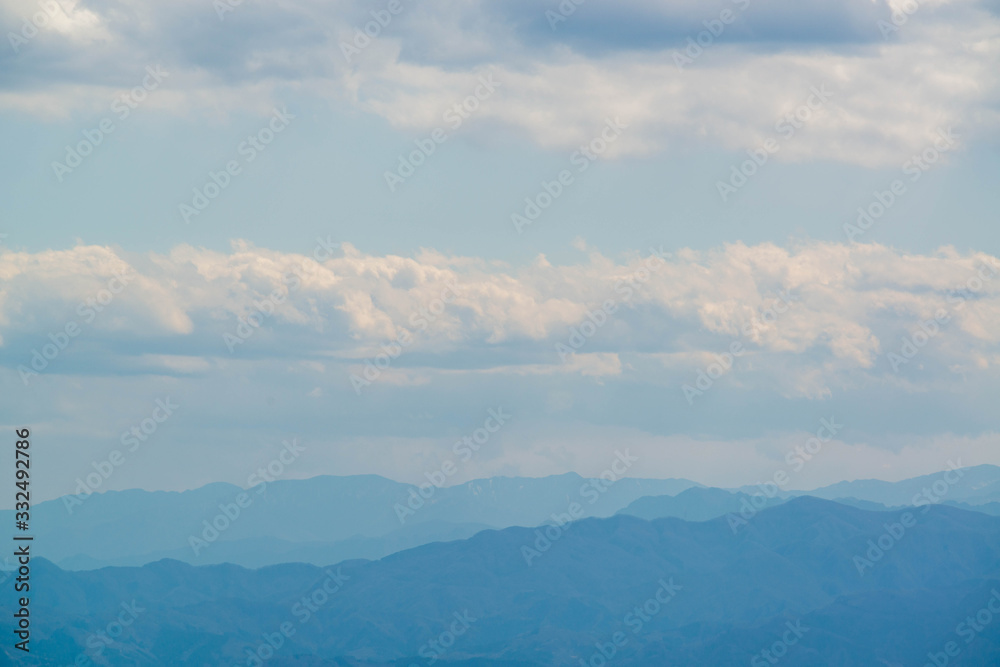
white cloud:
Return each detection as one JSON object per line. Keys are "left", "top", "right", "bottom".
{"left": 1, "top": 240, "right": 999, "bottom": 398}
{"left": 1, "top": 0, "right": 997, "bottom": 165}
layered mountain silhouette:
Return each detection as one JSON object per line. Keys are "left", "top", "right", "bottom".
{"left": 617, "top": 486, "right": 785, "bottom": 521}
{"left": 0, "top": 473, "right": 698, "bottom": 570}
{"left": 785, "top": 464, "right": 1000, "bottom": 506}
{"left": 4, "top": 498, "right": 1000, "bottom": 665}
{"left": 5, "top": 465, "right": 1000, "bottom": 572}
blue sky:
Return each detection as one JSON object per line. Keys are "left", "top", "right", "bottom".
{"left": 1, "top": 0, "right": 999, "bottom": 505}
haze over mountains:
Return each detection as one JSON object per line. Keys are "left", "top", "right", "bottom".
{"left": 617, "top": 486, "right": 786, "bottom": 522}
{"left": 786, "top": 463, "right": 1000, "bottom": 507}
{"left": 4, "top": 498, "right": 1000, "bottom": 665}
{"left": 0, "top": 473, "right": 698, "bottom": 570}
{"left": 4, "top": 465, "right": 999, "bottom": 571}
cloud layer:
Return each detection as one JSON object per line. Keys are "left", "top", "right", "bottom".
{"left": 2, "top": 239, "right": 999, "bottom": 395}
{"left": 2, "top": 0, "right": 998, "bottom": 165}
{"left": 3, "top": 239, "right": 1000, "bottom": 501}
{"left": 2, "top": 0, "right": 999, "bottom": 501}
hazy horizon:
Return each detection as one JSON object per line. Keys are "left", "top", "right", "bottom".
{"left": 2, "top": 0, "right": 999, "bottom": 663}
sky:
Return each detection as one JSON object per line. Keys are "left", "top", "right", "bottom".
{"left": 1, "top": 0, "right": 999, "bottom": 506}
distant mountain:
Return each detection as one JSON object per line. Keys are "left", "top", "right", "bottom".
{"left": 792, "top": 464, "right": 1000, "bottom": 506}
{"left": 946, "top": 500, "right": 1000, "bottom": 515}
{"left": 7, "top": 464, "right": 1000, "bottom": 574}
{"left": 617, "top": 487, "right": 903, "bottom": 523}
{"left": 617, "top": 486, "right": 785, "bottom": 521}
{"left": 54, "top": 519, "right": 496, "bottom": 570}
{"left": 5, "top": 499, "right": 999, "bottom": 665}
{"left": 827, "top": 496, "right": 894, "bottom": 512}
{"left": 0, "top": 473, "right": 699, "bottom": 570}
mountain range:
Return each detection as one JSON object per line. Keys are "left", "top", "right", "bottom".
{"left": 4, "top": 498, "right": 1000, "bottom": 665}
{"left": 5, "top": 465, "right": 1000, "bottom": 572}
{"left": 0, "top": 473, "right": 698, "bottom": 570}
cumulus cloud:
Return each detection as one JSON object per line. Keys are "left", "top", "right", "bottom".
{"left": 4, "top": 241, "right": 1000, "bottom": 501}
{"left": 1, "top": 240, "right": 998, "bottom": 398}
{"left": 0, "top": 0, "right": 997, "bottom": 164}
